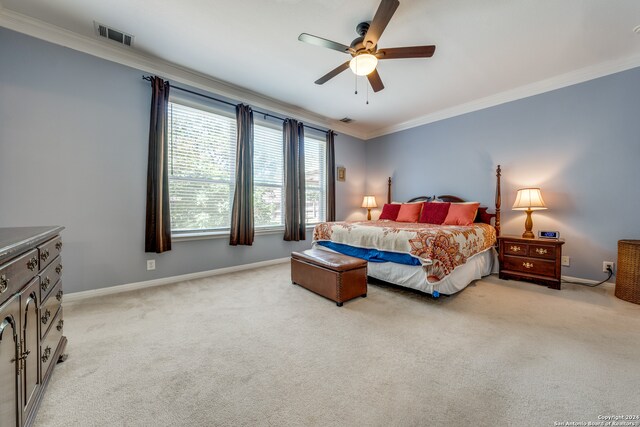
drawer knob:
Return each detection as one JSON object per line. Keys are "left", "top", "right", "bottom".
{"left": 40, "top": 249, "right": 50, "bottom": 262}
{"left": 56, "top": 319, "right": 64, "bottom": 331}
{"left": 41, "top": 277, "right": 51, "bottom": 292}
{"left": 56, "top": 290, "right": 63, "bottom": 302}
{"left": 55, "top": 241, "right": 63, "bottom": 251}
{"left": 41, "top": 346, "right": 51, "bottom": 363}
{"left": 510, "top": 245, "right": 521, "bottom": 252}
{"left": 523, "top": 262, "right": 534, "bottom": 269}
{"left": 55, "top": 264, "right": 63, "bottom": 274}
{"left": 535, "top": 248, "right": 548, "bottom": 255}
{"left": 41, "top": 309, "right": 51, "bottom": 325}
{"left": 0, "top": 274, "right": 8, "bottom": 293}
{"left": 27, "top": 257, "right": 38, "bottom": 271}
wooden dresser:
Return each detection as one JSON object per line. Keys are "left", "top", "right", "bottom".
{"left": 498, "top": 235, "right": 565, "bottom": 290}
{"left": 0, "top": 226, "right": 67, "bottom": 427}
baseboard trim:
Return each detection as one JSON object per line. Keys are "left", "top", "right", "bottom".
{"left": 64, "top": 257, "right": 290, "bottom": 304}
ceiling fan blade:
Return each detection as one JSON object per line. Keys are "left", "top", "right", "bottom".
{"left": 364, "top": 0, "right": 400, "bottom": 49}
{"left": 298, "top": 33, "right": 351, "bottom": 54}
{"left": 367, "top": 69, "right": 385, "bottom": 92}
{"left": 314, "top": 61, "right": 351, "bottom": 85}
{"left": 376, "top": 45, "right": 436, "bottom": 60}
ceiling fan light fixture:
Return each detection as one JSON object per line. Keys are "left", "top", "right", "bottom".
{"left": 349, "top": 54, "right": 378, "bottom": 76}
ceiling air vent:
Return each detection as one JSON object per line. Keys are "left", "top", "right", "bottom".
{"left": 94, "top": 21, "right": 133, "bottom": 47}
{"left": 339, "top": 117, "right": 354, "bottom": 123}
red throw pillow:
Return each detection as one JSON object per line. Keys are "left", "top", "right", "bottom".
{"left": 379, "top": 203, "right": 402, "bottom": 220}
{"left": 419, "top": 202, "right": 451, "bottom": 224}
{"left": 443, "top": 202, "right": 480, "bottom": 226}
{"left": 396, "top": 203, "right": 422, "bottom": 222}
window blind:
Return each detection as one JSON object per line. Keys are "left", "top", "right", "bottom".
{"left": 254, "top": 122, "right": 285, "bottom": 227}
{"left": 305, "top": 135, "right": 327, "bottom": 224}
{"left": 167, "top": 101, "right": 237, "bottom": 232}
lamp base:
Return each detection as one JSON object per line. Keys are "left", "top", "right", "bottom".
{"left": 522, "top": 209, "right": 535, "bottom": 239}
{"left": 367, "top": 208, "right": 372, "bottom": 221}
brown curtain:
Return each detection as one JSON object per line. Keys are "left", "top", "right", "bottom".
{"left": 145, "top": 76, "right": 171, "bottom": 253}
{"left": 326, "top": 130, "right": 336, "bottom": 222}
{"left": 283, "top": 119, "right": 306, "bottom": 241}
{"left": 230, "top": 104, "right": 254, "bottom": 246}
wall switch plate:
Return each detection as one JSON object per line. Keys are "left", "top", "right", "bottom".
{"left": 561, "top": 256, "right": 570, "bottom": 267}
{"left": 147, "top": 259, "right": 156, "bottom": 271}
{"left": 603, "top": 261, "right": 614, "bottom": 273}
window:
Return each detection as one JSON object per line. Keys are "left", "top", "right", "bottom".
{"left": 304, "top": 135, "right": 327, "bottom": 224}
{"left": 253, "top": 122, "right": 284, "bottom": 228}
{"left": 167, "top": 100, "right": 236, "bottom": 233}
{"left": 167, "top": 98, "right": 328, "bottom": 235}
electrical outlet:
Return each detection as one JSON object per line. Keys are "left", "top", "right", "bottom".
{"left": 603, "top": 261, "right": 614, "bottom": 273}
{"left": 147, "top": 259, "right": 156, "bottom": 271}
{"left": 561, "top": 256, "right": 570, "bottom": 267}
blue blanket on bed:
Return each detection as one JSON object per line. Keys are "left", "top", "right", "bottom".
{"left": 316, "top": 241, "right": 422, "bottom": 266}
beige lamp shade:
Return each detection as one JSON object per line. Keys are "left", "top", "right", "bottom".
{"left": 361, "top": 196, "right": 378, "bottom": 208}
{"left": 512, "top": 188, "right": 547, "bottom": 211}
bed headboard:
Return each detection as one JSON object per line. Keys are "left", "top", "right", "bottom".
{"left": 386, "top": 165, "right": 502, "bottom": 236}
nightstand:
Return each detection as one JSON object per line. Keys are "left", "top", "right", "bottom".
{"left": 498, "top": 235, "right": 565, "bottom": 289}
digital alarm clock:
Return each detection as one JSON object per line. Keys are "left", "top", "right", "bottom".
{"left": 538, "top": 230, "right": 560, "bottom": 239}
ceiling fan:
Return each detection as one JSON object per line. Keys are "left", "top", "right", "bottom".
{"left": 298, "top": 0, "right": 436, "bottom": 93}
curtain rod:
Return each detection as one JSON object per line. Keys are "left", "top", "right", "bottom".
{"left": 142, "top": 76, "right": 334, "bottom": 135}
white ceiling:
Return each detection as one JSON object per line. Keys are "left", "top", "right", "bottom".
{"left": 2, "top": 0, "right": 640, "bottom": 139}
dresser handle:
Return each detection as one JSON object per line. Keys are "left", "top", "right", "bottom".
{"left": 55, "top": 264, "right": 63, "bottom": 274}
{"left": 0, "top": 275, "right": 8, "bottom": 293}
{"left": 41, "top": 346, "right": 51, "bottom": 363}
{"left": 56, "top": 319, "right": 64, "bottom": 331}
{"left": 535, "top": 248, "right": 548, "bottom": 255}
{"left": 510, "top": 245, "right": 521, "bottom": 252}
{"left": 56, "top": 290, "right": 63, "bottom": 301}
{"left": 41, "top": 309, "right": 51, "bottom": 325}
{"left": 27, "top": 257, "right": 38, "bottom": 271}
{"left": 55, "top": 241, "right": 63, "bottom": 251}
{"left": 41, "top": 277, "right": 51, "bottom": 292}
{"left": 40, "top": 249, "right": 50, "bottom": 262}
{"left": 523, "top": 262, "right": 534, "bottom": 269}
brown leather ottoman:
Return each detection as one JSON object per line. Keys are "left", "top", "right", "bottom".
{"left": 291, "top": 248, "right": 367, "bottom": 307}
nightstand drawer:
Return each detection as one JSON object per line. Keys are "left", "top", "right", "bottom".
{"left": 528, "top": 244, "right": 556, "bottom": 260}
{"left": 503, "top": 255, "right": 556, "bottom": 277}
{"left": 504, "top": 242, "right": 527, "bottom": 255}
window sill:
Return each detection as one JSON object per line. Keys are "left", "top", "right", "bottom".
{"left": 171, "top": 224, "right": 319, "bottom": 243}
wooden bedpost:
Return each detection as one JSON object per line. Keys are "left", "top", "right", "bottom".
{"left": 387, "top": 177, "right": 392, "bottom": 204}
{"left": 495, "top": 165, "right": 501, "bottom": 237}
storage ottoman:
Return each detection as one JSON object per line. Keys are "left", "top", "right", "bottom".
{"left": 291, "top": 249, "right": 367, "bottom": 306}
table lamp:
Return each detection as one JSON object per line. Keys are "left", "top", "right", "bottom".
{"left": 361, "top": 196, "right": 377, "bottom": 220}
{"left": 512, "top": 188, "right": 547, "bottom": 239}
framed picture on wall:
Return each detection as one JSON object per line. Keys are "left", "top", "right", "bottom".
{"left": 337, "top": 166, "right": 346, "bottom": 182}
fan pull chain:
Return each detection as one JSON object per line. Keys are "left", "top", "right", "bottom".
{"left": 366, "top": 80, "right": 369, "bottom": 105}
{"left": 354, "top": 63, "right": 358, "bottom": 95}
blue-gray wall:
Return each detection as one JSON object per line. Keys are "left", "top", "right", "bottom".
{"left": 0, "top": 28, "right": 367, "bottom": 293}
{"left": 366, "top": 67, "right": 640, "bottom": 281}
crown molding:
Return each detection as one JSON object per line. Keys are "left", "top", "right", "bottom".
{"left": 0, "top": 8, "right": 368, "bottom": 140}
{"left": 364, "top": 54, "right": 640, "bottom": 140}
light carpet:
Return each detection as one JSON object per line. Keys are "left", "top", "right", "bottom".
{"left": 35, "top": 263, "right": 640, "bottom": 426}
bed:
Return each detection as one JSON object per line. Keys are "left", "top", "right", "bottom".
{"left": 312, "top": 166, "right": 502, "bottom": 297}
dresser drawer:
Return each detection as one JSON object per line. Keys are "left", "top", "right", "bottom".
{"left": 528, "top": 244, "right": 557, "bottom": 260}
{"left": 40, "top": 280, "right": 62, "bottom": 339}
{"left": 40, "top": 307, "right": 63, "bottom": 382}
{"left": 38, "top": 236, "right": 63, "bottom": 270}
{"left": 0, "top": 249, "right": 39, "bottom": 305}
{"left": 504, "top": 241, "right": 527, "bottom": 256}
{"left": 502, "top": 255, "right": 556, "bottom": 277}
{"left": 39, "top": 255, "right": 62, "bottom": 300}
